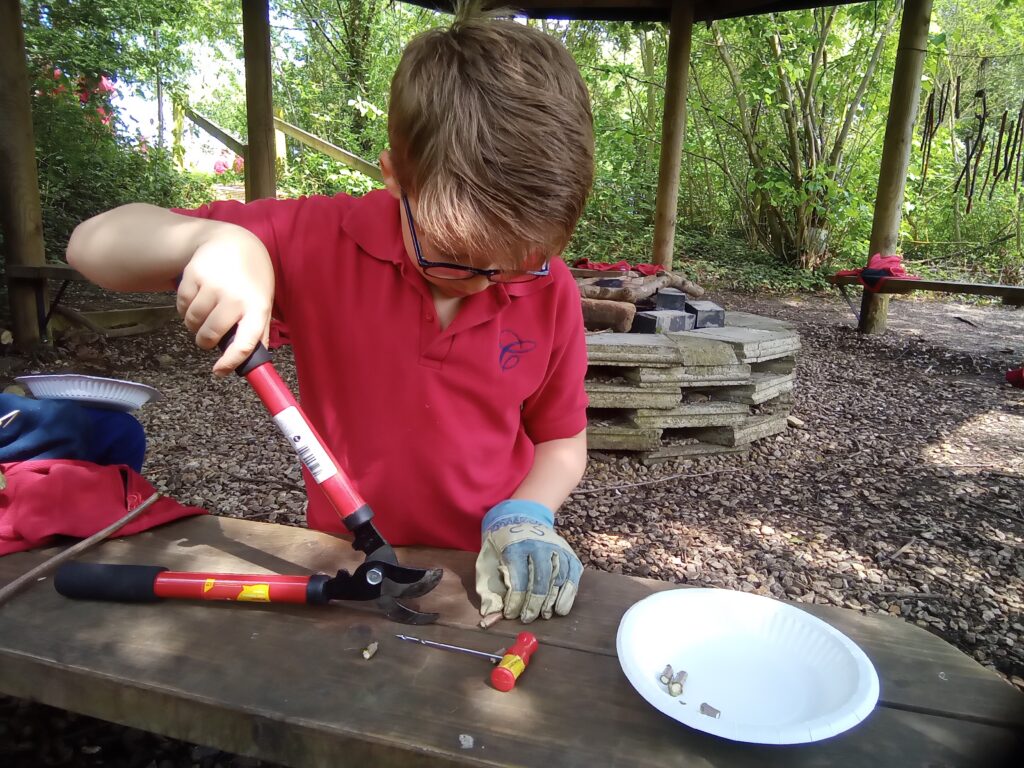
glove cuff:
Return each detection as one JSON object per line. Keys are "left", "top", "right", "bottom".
{"left": 482, "top": 499, "right": 554, "bottom": 533}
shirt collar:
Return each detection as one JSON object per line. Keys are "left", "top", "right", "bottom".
{"left": 340, "top": 188, "right": 554, "bottom": 298}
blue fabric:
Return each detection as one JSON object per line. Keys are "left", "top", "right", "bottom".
{"left": 481, "top": 499, "right": 554, "bottom": 533}
{"left": 0, "top": 394, "right": 146, "bottom": 472}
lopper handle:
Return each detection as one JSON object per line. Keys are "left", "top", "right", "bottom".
{"left": 55, "top": 562, "right": 333, "bottom": 605}
{"left": 490, "top": 632, "right": 539, "bottom": 692}
{"left": 215, "top": 327, "right": 376, "bottom": 536}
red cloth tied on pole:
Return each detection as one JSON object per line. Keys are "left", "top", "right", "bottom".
{"left": 834, "top": 253, "right": 919, "bottom": 292}
{"left": 0, "top": 460, "right": 206, "bottom": 556}
{"left": 573, "top": 258, "right": 666, "bottom": 277}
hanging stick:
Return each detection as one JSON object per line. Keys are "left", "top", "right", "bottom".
{"left": 1011, "top": 105, "right": 1019, "bottom": 193}
{"left": 954, "top": 76, "right": 961, "bottom": 120}
{"left": 998, "top": 116, "right": 1017, "bottom": 186}
{"left": 920, "top": 90, "right": 935, "bottom": 188}
{"left": 986, "top": 111, "right": 1007, "bottom": 199}
{"left": 936, "top": 81, "right": 949, "bottom": 128}
{"left": 967, "top": 135, "right": 986, "bottom": 213}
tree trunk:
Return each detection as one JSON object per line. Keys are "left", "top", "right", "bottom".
{"left": 860, "top": 0, "right": 933, "bottom": 334}
{"left": 242, "top": 0, "right": 276, "bottom": 201}
{"left": 0, "top": 0, "right": 46, "bottom": 350}
{"left": 652, "top": 1, "right": 694, "bottom": 270}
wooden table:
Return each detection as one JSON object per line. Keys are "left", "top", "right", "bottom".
{"left": 1, "top": 516, "right": 1022, "bottom": 767}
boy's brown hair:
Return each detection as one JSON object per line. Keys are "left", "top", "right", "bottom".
{"left": 388, "top": 2, "right": 594, "bottom": 270}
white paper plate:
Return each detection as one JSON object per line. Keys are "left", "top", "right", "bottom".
{"left": 616, "top": 588, "right": 879, "bottom": 744}
{"left": 15, "top": 374, "right": 162, "bottom": 412}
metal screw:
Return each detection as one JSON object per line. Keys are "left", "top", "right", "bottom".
{"left": 366, "top": 567, "right": 383, "bottom": 586}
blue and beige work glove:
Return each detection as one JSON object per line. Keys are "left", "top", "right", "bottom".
{"left": 475, "top": 500, "right": 583, "bottom": 623}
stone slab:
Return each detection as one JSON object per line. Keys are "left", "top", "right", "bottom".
{"left": 688, "top": 327, "right": 801, "bottom": 363}
{"left": 692, "top": 412, "right": 790, "bottom": 447}
{"left": 585, "top": 381, "right": 682, "bottom": 409}
{"left": 676, "top": 365, "right": 753, "bottom": 387}
{"left": 725, "top": 312, "right": 797, "bottom": 331}
{"left": 751, "top": 357, "right": 797, "bottom": 374}
{"left": 586, "top": 333, "right": 685, "bottom": 365}
{"left": 623, "top": 363, "right": 751, "bottom": 386}
{"left": 641, "top": 441, "right": 749, "bottom": 465}
{"left": 632, "top": 405, "right": 749, "bottom": 429}
{"left": 632, "top": 310, "right": 696, "bottom": 334}
{"left": 714, "top": 373, "right": 795, "bottom": 405}
{"left": 586, "top": 421, "right": 664, "bottom": 451}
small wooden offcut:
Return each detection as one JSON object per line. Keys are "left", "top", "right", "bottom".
{"left": 828, "top": 274, "right": 1024, "bottom": 306}
{"left": 1, "top": 515, "right": 1022, "bottom": 767}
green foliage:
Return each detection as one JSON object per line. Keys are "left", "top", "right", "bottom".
{"left": 31, "top": 88, "right": 211, "bottom": 260}
{"left": 679, "top": 232, "right": 833, "bottom": 293}
{"left": 22, "top": 0, "right": 1024, "bottom": 293}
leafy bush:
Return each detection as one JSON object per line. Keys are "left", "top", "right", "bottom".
{"left": 31, "top": 87, "right": 212, "bottom": 260}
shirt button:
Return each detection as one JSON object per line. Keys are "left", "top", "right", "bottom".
{"left": 424, "top": 313, "right": 434, "bottom": 322}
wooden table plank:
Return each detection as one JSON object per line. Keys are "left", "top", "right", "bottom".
{"left": 1, "top": 516, "right": 1022, "bottom": 768}
{"left": 3, "top": 516, "right": 1022, "bottom": 729}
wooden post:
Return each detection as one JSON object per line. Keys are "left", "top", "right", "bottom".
{"left": 242, "top": 0, "right": 276, "bottom": 201}
{"left": 860, "top": 0, "right": 933, "bottom": 334}
{"left": 651, "top": 1, "right": 694, "bottom": 270}
{"left": 0, "top": 1, "right": 46, "bottom": 351}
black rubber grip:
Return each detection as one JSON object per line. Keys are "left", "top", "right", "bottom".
{"left": 305, "top": 574, "right": 332, "bottom": 605}
{"left": 55, "top": 562, "right": 168, "bottom": 602}
{"left": 217, "top": 325, "right": 272, "bottom": 376}
{"left": 341, "top": 503, "right": 375, "bottom": 532}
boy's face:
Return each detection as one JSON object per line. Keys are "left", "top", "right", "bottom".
{"left": 380, "top": 151, "right": 510, "bottom": 299}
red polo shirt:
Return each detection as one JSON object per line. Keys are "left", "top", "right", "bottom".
{"left": 176, "top": 190, "right": 588, "bottom": 550}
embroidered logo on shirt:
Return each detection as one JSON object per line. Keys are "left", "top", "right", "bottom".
{"left": 498, "top": 330, "right": 536, "bottom": 371}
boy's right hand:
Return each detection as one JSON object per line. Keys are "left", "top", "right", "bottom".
{"left": 175, "top": 229, "right": 275, "bottom": 377}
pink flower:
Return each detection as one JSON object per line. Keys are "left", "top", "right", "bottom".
{"left": 95, "top": 106, "right": 112, "bottom": 126}
{"left": 213, "top": 160, "right": 229, "bottom": 175}
{"left": 53, "top": 68, "right": 63, "bottom": 79}
{"left": 232, "top": 155, "right": 244, "bottom": 173}
{"left": 97, "top": 75, "right": 116, "bottom": 94}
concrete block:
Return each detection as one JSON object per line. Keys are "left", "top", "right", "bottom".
{"left": 632, "top": 310, "right": 696, "bottom": 334}
{"left": 692, "top": 412, "right": 789, "bottom": 447}
{"left": 685, "top": 300, "right": 726, "bottom": 328}
{"left": 585, "top": 333, "right": 685, "bottom": 366}
{"left": 655, "top": 287, "right": 689, "bottom": 311}
{"left": 585, "top": 380, "right": 682, "bottom": 409}
{"left": 633, "top": 401, "right": 750, "bottom": 429}
{"left": 713, "top": 373, "right": 795, "bottom": 405}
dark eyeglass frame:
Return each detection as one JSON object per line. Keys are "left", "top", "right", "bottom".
{"left": 401, "top": 193, "right": 550, "bottom": 284}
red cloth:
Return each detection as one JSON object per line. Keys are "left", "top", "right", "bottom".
{"left": 573, "top": 258, "right": 665, "bottom": 276}
{"left": 835, "top": 253, "right": 919, "bottom": 292}
{"left": 0, "top": 460, "right": 206, "bottom": 556}
{"left": 1007, "top": 368, "right": 1024, "bottom": 388}
{"left": 173, "top": 190, "right": 588, "bottom": 551}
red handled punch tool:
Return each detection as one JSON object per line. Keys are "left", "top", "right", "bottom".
{"left": 55, "top": 329, "right": 442, "bottom": 624}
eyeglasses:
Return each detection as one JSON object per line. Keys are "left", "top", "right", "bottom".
{"left": 401, "top": 193, "right": 549, "bottom": 284}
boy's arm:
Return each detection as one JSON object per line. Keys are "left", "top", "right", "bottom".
{"left": 510, "top": 429, "right": 588, "bottom": 511}
{"left": 67, "top": 203, "right": 274, "bottom": 374}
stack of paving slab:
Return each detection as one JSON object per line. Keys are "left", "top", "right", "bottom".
{"left": 585, "top": 312, "right": 799, "bottom": 463}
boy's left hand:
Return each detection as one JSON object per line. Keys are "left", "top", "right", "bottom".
{"left": 475, "top": 500, "right": 583, "bottom": 623}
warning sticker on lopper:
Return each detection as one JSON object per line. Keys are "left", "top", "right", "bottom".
{"left": 272, "top": 406, "right": 338, "bottom": 483}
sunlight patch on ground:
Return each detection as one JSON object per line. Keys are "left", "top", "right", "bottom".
{"left": 923, "top": 411, "right": 1024, "bottom": 475}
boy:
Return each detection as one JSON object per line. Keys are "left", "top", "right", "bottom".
{"left": 67, "top": 4, "right": 594, "bottom": 624}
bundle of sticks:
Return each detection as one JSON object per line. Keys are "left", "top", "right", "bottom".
{"left": 571, "top": 268, "right": 705, "bottom": 333}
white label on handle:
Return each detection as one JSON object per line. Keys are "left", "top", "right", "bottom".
{"left": 272, "top": 406, "right": 338, "bottom": 484}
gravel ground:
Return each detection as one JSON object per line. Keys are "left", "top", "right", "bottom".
{"left": 1, "top": 288, "right": 1022, "bottom": 767}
